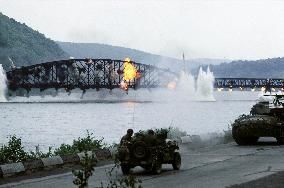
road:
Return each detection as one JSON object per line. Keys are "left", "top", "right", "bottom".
{"left": 1, "top": 141, "right": 284, "bottom": 188}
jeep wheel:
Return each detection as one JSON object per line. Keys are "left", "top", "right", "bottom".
{"left": 132, "top": 141, "right": 147, "bottom": 159}
{"left": 172, "top": 152, "right": 181, "bottom": 170}
{"left": 152, "top": 161, "right": 162, "bottom": 174}
{"left": 121, "top": 165, "right": 130, "bottom": 175}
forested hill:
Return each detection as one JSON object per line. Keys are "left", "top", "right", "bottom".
{"left": 196, "top": 57, "right": 284, "bottom": 78}
{"left": 57, "top": 41, "right": 228, "bottom": 72}
{"left": 0, "top": 13, "right": 68, "bottom": 70}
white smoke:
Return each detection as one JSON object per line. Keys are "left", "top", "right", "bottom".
{"left": 176, "top": 71, "right": 195, "bottom": 100}
{"left": 176, "top": 66, "right": 215, "bottom": 101}
{"left": 6, "top": 65, "right": 215, "bottom": 103}
{"left": 0, "top": 64, "right": 7, "bottom": 102}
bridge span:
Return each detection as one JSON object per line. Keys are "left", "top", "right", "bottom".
{"left": 214, "top": 78, "right": 284, "bottom": 90}
{"left": 5, "top": 59, "right": 284, "bottom": 93}
{"left": 6, "top": 58, "right": 175, "bottom": 93}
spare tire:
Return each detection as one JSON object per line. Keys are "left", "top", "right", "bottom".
{"left": 131, "top": 141, "right": 147, "bottom": 159}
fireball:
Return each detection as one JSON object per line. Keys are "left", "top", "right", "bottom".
{"left": 123, "top": 58, "right": 137, "bottom": 81}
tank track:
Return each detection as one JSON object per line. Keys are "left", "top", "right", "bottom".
{"left": 232, "top": 114, "right": 278, "bottom": 145}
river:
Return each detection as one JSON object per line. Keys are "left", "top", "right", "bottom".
{"left": 0, "top": 89, "right": 260, "bottom": 150}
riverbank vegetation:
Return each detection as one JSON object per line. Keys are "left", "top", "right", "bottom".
{"left": 0, "top": 127, "right": 234, "bottom": 165}
{"left": 0, "top": 131, "right": 105, "bottom": 165}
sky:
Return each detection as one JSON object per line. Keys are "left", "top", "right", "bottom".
{"left": 1, "top": 0, "right": 284, "bottom": 60}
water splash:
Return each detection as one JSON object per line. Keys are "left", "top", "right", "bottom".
{"left": 196, "top": 67, "right": 215, "bottom": 101}
{"left": 176, "top": 66, "right": 215, "bottom": 101}
{"left": 0, "top": 64, "right": 7, "bottom": 102}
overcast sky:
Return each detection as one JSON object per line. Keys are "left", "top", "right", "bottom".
{"left": 1, "top": 0, "right": 284, "bottom": 60}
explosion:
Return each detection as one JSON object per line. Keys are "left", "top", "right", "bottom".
{"left": 123, "top": 58, "right": 137, "bottom": 81}
{"left": 119, "top": 57, "right": 139, "bottom": 92}
{"left": 120, "top": 81, "right": 128, "bottom": 91}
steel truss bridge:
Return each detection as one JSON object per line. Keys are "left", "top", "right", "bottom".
{"left": 214, "top": 78, "right": 284, "bottom": 89}
{"left": 6, "top": 59, "right": 175, "bottom": 92}
{"left": 6, "top": 59, "right": 284, "bottom": 93}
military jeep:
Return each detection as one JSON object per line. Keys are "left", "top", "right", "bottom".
{"left": 117, "top": 130, "right": 181, "bottom": 175}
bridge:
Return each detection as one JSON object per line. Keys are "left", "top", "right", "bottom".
{"left": 214, "top": 78, "right": 284, "bottom": 90}
{"left": 6, "top": 58, "right": 175, "bottom": 93}
{"left": 5, "top": 59, "right": 284, "bottom": 93}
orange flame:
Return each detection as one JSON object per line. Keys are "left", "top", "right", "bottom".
{"left": 167, "top": 81, "right": 177, "bottom": 90}
{"left": 120, "top": 81, "right": 128, "bottom": 91}
{"left": 123, "top": 58, "right": 137, "bottom": 81}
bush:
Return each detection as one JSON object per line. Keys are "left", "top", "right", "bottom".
{"left": 99, "top": 164, "right": 142, "bottom": 188}
{"left": 73, "top": 151, "right": 96, "bottom": 188}
{"left": 73, "top": 131, "right": 104, "bottom": 152}
{"left": 54, "top": 144, "right": 77, "bottom": 156}
{"left": 27, "top": 145, "right": 53, "bottom": 160}
{"left": 55, "top": 131, "right": 105, "bottom": 156}
{"left": 0, "top": 135, "right": 28, "bottom": 164}
{"left": 0, "top": 131, "right": 105, "bottom": 165}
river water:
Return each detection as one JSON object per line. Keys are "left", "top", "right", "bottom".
{"left": 0, "top": 89, "right": 261, "bottom": 150}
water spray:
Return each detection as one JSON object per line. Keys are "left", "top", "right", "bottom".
{"left": 0, "top": 64, "right": 7, "bottom": 102}
{"left": 174, "top": 53, "right": 215, "bottom": 101}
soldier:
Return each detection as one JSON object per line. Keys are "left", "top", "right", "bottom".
{"left": 120, "top": 129, "right": 134, "bottom": 145}
{"left": 145, "top": 129, "right": 157, "bottom": 147}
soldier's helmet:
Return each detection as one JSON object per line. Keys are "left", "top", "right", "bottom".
{"left": 127, "top": 129, "right": 134, "bottom": 135}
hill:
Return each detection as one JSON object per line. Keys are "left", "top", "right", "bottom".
{"left": 57, "top": 41, "right": 228, "bottom": 72}
{"left": 195, "top": 57, "right": 284, "bottom": 78}
{"left": 0, "top": 13, "right": 68, "bottom": 70}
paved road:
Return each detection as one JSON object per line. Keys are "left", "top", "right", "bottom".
{"left": 1, "top": 142, "right": 284, "bottom": 188}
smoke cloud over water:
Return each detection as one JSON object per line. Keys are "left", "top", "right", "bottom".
{"left": 176, "top": 67, "right": 215, "bottom": 101}
{"left": 0, "top": 64, "right": 7, "bottom": 102}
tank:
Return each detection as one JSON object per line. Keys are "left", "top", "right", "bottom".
{"left": 232, "top": 94, "right": 284, "bottom": 145}
{"left": 117, "top": 129, "right": 181, "bottom": 175}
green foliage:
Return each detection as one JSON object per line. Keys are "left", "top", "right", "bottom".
{"left": 54, "top": 143, "right": 77, "bottom": 156}
{"left": 99, "top": 164, "right": 142, "bottom": 188}
{"left": 73, "top": 151, "right": 96, "bottom": 188}
{"left": 135, "top": 127, "right": 174, "bottom": 142}
{"left": 0, "top": 12, "right": 68, "bottom": 70}
{"left": 73, "top": 131, "right": 104, "bottom": 152}
{"left": 197, "top": 57, "right": 284, "bottom": 78}
{"left": 27, "top": 145, "right": 53, "bottom": 160}
{"left": 0, "top": 135, "right": 54, "bottom": 165}
{"left": 54, "top": 131, "right": 105, "bottom": 156}
{"left": 0, "top": 135, "right": 28, "bottom": 164}
{"left": 0, "top": 131, "right": 104, "bottom": 165}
